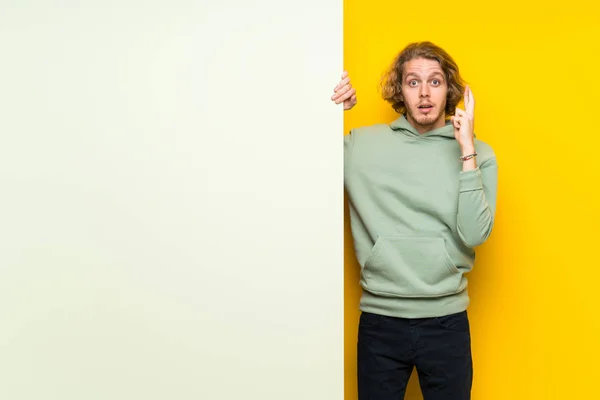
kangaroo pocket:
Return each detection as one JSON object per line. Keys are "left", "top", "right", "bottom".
{"left": 361, "top": 234, "right": 461, "bottom": 298}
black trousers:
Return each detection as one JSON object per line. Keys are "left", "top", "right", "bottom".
{"left": 357, "top": 310, "right": 473, "bottom": 400}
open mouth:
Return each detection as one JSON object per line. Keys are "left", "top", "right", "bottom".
{"left": 417, "top": 104, "right": 434, "bottom": 113}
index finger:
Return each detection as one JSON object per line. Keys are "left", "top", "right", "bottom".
{"left": 333, "top": 70, "right": 349, "bottom": 90}
{"left": 334, "top": 76, "right": 351, "bottom": 92}
{"left": 465, "top": 85, "right": 475, "bottom": 117}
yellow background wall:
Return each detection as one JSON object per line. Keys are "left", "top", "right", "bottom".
{"left": 343, "top": 1, "right": 600, "bottom": 399}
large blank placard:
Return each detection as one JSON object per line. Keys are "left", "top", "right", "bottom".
{"left": 0, "top": 1, "right": 343, "bottom": 399}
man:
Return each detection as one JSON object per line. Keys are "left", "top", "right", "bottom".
{"left": 332, "top": 41, "right": 498, "bottom": 400}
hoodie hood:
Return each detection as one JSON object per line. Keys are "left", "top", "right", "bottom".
{"left": 390, "top": 114, "right": 457, "bottom": 139}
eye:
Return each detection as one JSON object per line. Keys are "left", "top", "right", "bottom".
{"left": 408, "top": 80, "right": 418, "bottom": 87}
{"left": 431, "top": 79, "right": 441, "bottom": 86}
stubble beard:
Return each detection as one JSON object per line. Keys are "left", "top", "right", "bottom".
{"left": 406, "top": 104, "right": 445, "bottom": 128}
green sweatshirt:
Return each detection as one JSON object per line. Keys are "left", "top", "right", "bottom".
{"left": 344, "top": 114, "right": 498, "bottom": 318}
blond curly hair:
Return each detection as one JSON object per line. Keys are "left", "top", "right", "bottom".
{"left": 381, "top": 42, "right": 465, "bottom": 117}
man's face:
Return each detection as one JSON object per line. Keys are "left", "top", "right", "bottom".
{"left": 401, "top": 57, "right": 448, "bottom": 133}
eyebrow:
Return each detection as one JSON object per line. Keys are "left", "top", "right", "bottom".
{"left": 405, "top": 72, "right": 444, "bottom": 80}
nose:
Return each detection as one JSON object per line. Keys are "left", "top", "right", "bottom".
{"left": 419, "top": 84, "right": 430, "bottom": 98}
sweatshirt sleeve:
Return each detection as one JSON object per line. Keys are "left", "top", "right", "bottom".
{"left": 456, "top": 158, "right": 498, "bottom": 248}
